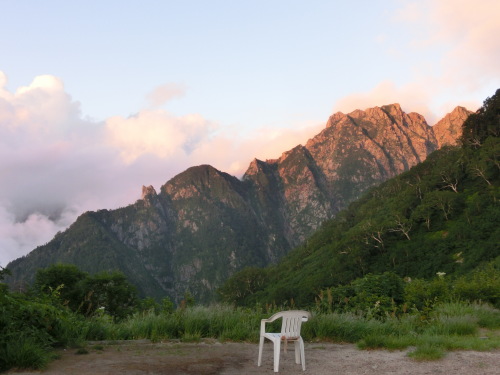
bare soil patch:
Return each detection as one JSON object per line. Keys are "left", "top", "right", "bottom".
{"left": 6, "top": 339, "right": 500, "bottom": 375}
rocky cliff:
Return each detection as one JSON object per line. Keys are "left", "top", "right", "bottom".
{"left": 433, "top": 106, "right": 472, "bottom": 147}
{"left": 5, "top": 104, "right": 471, "bottom": 303}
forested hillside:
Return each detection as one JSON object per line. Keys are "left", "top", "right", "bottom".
{"left": 219, "top": 89, "right": 500, "bottom": 307}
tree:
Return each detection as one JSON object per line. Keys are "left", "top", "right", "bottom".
{"left": 34, "top": 264, "right": 87, "bottom": 311}
{"left": 423, "top": 191, "right": 459, "bottom": 221}
{"left": 217, "top": 267, "right": 268, "bottom": 305}
{"left": 388, "top": 214, "right": 413, "bottom": 240}
{"left": 461, "top": 88, "right": 500, "bottom": 147}
{"left": 411, "top": 201, "right": 434, "bottom": 230}
{"left": 0, "top": 266, "right": 10, "bottom": 281}
{"left": 79, "top": 271, "right": 138, "bottom": 321}
{"left": 0, "top": 267, "right": 11, "bottom": 295}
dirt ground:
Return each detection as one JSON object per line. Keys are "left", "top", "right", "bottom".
{"left": 6, "top": 339, "right": 500, "bottom": 375}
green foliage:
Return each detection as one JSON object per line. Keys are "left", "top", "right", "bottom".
{"left": 408, "top": 341, "right": 446, "bottom": 361}
{"left": 138, "top": 297, "right": 161, "bottom": 313}
{"left": 34, "top": 263, "right": 87, "bottom": 311}
{"left": 0, "top": 266, "right": 11, "bottom": 282}
{"left": 0, "top": 266, "right": 11, "bottom": 296}
{"left": 33, "top": 264, "right": 139, "bottom": 321}
{"left": 217, "top": 267, "right": 269, "bottom": 306}
{"left": 453, "top": 262, "right": 500, "bottom": 307}
{"left": 161, "top": 296, "right": 175, "bottom": 314}
{"left": 81, "top": 304, "right": 263, "bottom": 343}
{"left": 79, "top": 271, "right": 138, "bottom": 321}
{"left": 0, "top": 288, "right": 86, "bottom": 372}
{"left": 461, "top": 88, "right": 500, "bottom": 147}
{"left": 404, "top": 276, "right": 451, "bottom": 311}
{"left": 315, "top": 272, "right": 405, "bottom": 317}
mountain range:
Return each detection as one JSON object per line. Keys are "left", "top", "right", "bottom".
{"left": 5, "top": 104, "right": 472, "bottom": 303}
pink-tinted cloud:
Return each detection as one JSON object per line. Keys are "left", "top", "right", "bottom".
{"left": 333, "top": 0, "right": 500, "bottom": 124}
{"left": 188, "top": 120, "right": 325, "bottom": 176}
{"left": 146, "top": 83, "right": 186, "bottom": 107}
{"left": 397, "top": 0, "right": 500, "bottom": 88}
{"left": 105, "top": 110, "right": 214, "bottom": 163}
{"left": 333, "top": 81, "right": 434, "bottom": 123}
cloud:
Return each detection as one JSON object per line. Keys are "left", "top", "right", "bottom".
{"left": 333, "top": 0, "right": 500, "bottom": 124}
{"left": 432, "top": 0, "right": 500, "bottom": 89}
{"left": 0, "top": 72, "right": 144, "bottom": 266}
{"left": 146, "top": 83, "right": 186, "bottom": 107}
{"left": 0, "top": 73, "right": 81, "bottom": 134}
{"left": 0, "top": 206, "right": 78, "bottom": 267}
{"left": 399, "top": 0, "right": 500, "bottom": 87}
{"left": 187, "top": 120, "right": 325, "bottom": 177}
{"left": 333, "top": 81, "right": 437, "bottom": 123}
{"left": 104, "top": 110, "right": 215, "bottom": 163}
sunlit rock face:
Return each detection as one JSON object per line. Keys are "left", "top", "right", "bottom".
{"left": 433, "top": 106, "right": 472, "bottom": 148}
{"left": 304, "top": 104, "right": 439, "bottom": 210}
{"left": 6, "top": 104, "right": 468, "bottom": 303}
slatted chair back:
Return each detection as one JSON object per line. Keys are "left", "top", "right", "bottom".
{"left": 280, "top": 311, "right": 305, "bottom": 340}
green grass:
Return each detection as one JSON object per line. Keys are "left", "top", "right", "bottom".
{"left": 82, "top": 304, "right": 264, "bottom": 342}
{"left": 433, "top": 302, "right": 500, "bottom": 329}
{"left": 306, "top": 302, "right": 500, "bottom": 360}
{"left": 408, "top": 342, "right": 446, "bottom": 360}
{"left": 1, "top": 337, "right": 53, "bottom": 370}
{"left": 357, "top": 334, "right": 414, "bottom": 350}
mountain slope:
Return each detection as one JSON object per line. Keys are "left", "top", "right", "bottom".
{"left": 219, "top": 90, "right": 500, "bottom": 307}
{"left": 5, "top": 104, "right": 471, "bottom": 303}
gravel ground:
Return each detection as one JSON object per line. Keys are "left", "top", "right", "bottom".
{"left": 6, "top": 340, "right": 500, "bottom": 375}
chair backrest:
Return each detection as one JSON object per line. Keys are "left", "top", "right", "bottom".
{"left": 276, "top": 310, "right": 310, "bottom": 339}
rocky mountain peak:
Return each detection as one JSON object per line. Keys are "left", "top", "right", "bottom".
{"left": 326, "top": 111, "right": 348, "bottom": 128}
{"left": 433, "top": 106, "right": 473, "bottom": 147}
{"left": 381, "top": 103, "right": 403, "bottom": 116}
{"left": 244, "top": 158, "right": 267, "bottom": 178}
{"left": 141, "top": 185, "right": 157, "bottom": 200}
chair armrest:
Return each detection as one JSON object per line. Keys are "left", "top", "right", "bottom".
{"left": 260, "top": 318, "right": 273, "bottom": 334}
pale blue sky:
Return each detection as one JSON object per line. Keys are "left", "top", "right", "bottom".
{"left": 1, "top": 1, "right": 435, "bottom": 127}
{"left": 1, "top": 0, "right": 499, "bottom": 266}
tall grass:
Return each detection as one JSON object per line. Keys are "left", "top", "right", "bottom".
{"left": 432, "top": 302, "right": 500, "bottom": 329}
{"left": 83, "top": 304, "right": 264, "bottom": 342}
{"left": 2, "top": 337, "right": 53, "bottom": 370}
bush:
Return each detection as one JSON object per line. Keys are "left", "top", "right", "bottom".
{"left": 0, "top": 291, "right": 85, "bottom": 372}
{"left": 404, "top": 276, "right": 451, "bottom": 310}
{"left": 453, "top": 264, "right": 500, "bottom": 307}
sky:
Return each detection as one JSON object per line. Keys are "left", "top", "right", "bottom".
{"left": 1, "top": 0, "right": 500, "bottom": 267}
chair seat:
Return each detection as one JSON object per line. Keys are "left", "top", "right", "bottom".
{"left": 263, "top": 333, "right": 300, "bottom": 340}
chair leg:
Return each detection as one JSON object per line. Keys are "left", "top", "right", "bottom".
{"left": 258, "top": 336, "right": 264, "bottom": 366}
{"left": 294, "top": 340, "right": 300, "bottom": 364}
{"left": 300, "top": 338, "right": 306, "bottom": 371}
{"left": 273, "top": 339, "right": 281, "bottom": 372}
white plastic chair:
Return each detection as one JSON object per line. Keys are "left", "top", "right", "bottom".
{"left": 257, "top": 310, "right": 311, "bottom": 372}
